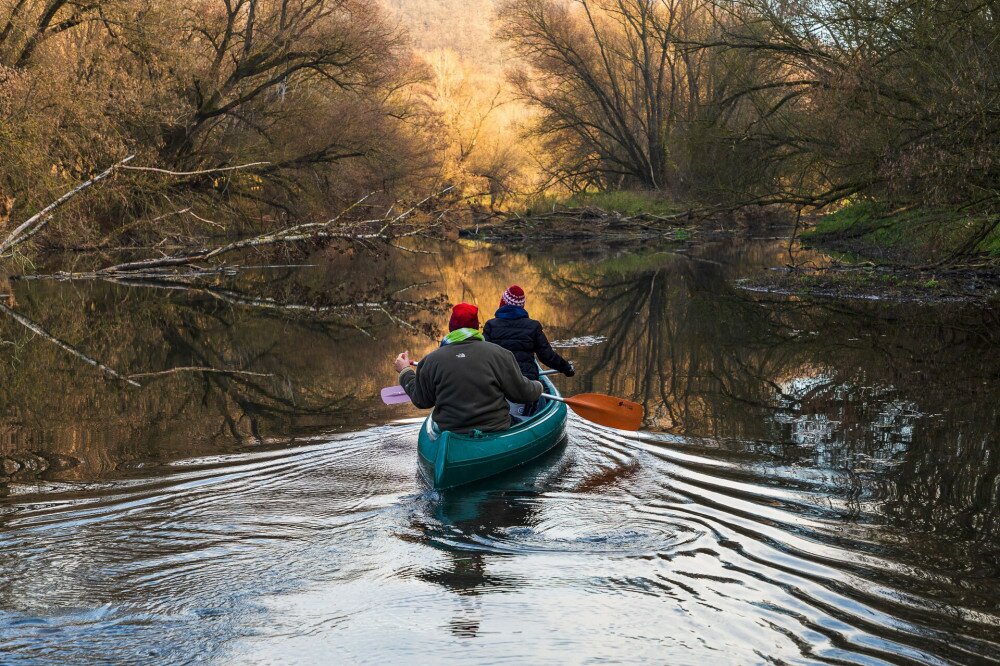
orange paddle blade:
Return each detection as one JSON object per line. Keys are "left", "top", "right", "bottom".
{"left": 563, "top": 393, "right": 644, "bottom": 431}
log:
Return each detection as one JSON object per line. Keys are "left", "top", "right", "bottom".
{"left": 119, "top": 162, "right": 270, "bottom": 177}
{"left": 92, "top": 188, "right": 453, "bottom": 277}
{"left": 128, "top": 367, "right": 274, "bottom": 380}
{"left": 0, "top": 156, "right": 136, "bottom": 256}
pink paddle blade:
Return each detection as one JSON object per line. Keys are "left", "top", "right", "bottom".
{"left": 380, "top": 385, "right": 412, "bottom": 405}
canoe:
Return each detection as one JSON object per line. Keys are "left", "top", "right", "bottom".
{"left": 417, "top": 375, "right": 568, "bottom": 489}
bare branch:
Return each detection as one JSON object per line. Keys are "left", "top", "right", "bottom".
{"left": 128, "top": 366, "right": 274, "bottom": 380}
{"left": 0, "top": 155, "right": 136, "bottom": 256}
{"left": 0, "top": 302, "right": 141, "bottom": 387}
{"left": 119, "top": 161, "right": 270, "bottom": 176}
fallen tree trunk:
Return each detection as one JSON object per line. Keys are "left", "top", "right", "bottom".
{"left": 87, "top": 187, "right": 453, "bottom": 278}
{"left": 0, "top": 156, "right": 136, "bottom": 256}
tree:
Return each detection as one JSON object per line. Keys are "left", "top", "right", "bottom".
{"left": 0, "top": 0, "right": 435, "bottom": 246}
{"left": 498, "top": 0, "right": 678, "bottom": 190}
{"left": 0, "top": 0, "right": 103, "bottom": 68}
{"left": 497, "top": 0, "right": 789, "bottom": 200}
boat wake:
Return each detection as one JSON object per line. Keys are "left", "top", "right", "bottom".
{"left": 1, "top": 418, "right": 998, "bottom": 664}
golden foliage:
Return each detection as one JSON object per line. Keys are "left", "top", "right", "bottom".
{"left": 0, "top": 0, "right": 439, "bottom": 247}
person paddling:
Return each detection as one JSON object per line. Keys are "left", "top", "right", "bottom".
{"left": 393, "top": 303, "right": 543, "bottom": 434}
{"left": 484, "top": 285, "right": 574, "bottom": 381}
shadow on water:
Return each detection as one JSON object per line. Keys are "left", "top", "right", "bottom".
{"left": 1, "top": 236, "right": 999, "bottom": 662}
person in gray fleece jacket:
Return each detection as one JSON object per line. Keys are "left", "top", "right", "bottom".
{"left": 394, "top": 303, "right": 543, "bottom": 434}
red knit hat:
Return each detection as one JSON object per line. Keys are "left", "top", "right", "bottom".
{"left": 499, "top": 284, "right": 526, "bottom": 309}
{"left": 448, "top": 302, "right": 480, "bottom": 331}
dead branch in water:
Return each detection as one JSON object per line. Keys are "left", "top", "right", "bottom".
{"left": 128, "top": 367, "right": 274, "bottom": 380}
{"left": 104, "top": 277, "right": 435, "bottom": 319}
{"left": 80, "top": 187, "right": 454, "bottom": 278}
{"left": 0, "top": 301, "right": 141, "bottom": 387}
{"left": 0, "top": 156, "right": 136, "bottom": 256}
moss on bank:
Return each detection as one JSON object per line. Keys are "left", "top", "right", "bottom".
{"left": 804, "top": 201, "right": 1000, "bottom": 265}
{"left": 747, "top": 201, "right": 1000, "bottom": 303}
{"left": 526, "top": 190, "right": 687, "bottom": 217}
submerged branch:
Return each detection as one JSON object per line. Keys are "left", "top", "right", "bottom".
{"left": 128, "top": 366, "right": 274, "bottom": 380}
{"left": 0, "top": 302, "right": 141, "bottom": 387}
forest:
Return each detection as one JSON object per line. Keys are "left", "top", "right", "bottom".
{"left": 1, "top": 0, "right": 998, "bottom": 265}
{"left": 2, "top": 4, "right": 999, "bottom": 660}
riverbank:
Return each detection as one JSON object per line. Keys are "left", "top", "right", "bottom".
{"left": 464, "top": 194, "right": 1000, "bottom": 303}
{"left": 750, "top": 202, "right": 1000, "bottom": 303}
{"left": 803, "top": 201, "right": 1000, "bottom": 265}
{"left": 461, "top": 191, "right": 785, "bottom": 243}
{"left": 739, "top": 264, "right": 1000, "bottom": 303}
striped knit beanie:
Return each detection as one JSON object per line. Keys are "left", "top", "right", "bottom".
{"left": 500, "top": 284, "right": 526, "bottom": 308}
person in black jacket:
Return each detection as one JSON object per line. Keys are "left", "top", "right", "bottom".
{"left": 484, "top": 285, "right": 574, "bottom": 419}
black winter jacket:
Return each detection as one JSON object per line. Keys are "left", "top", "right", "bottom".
{"left": 483, "top": 306, "right": 573, "bottom": 380}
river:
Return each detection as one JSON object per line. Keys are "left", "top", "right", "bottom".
{"left": 1, "top": 236, "right": 998, "bottom": 664}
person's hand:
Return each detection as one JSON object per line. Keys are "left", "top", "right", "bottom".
{"left": 564, "top": 363, "right": 576, "bottom": 378}
{"left": 394, "top": 351, "right": 410, "bottom": 373}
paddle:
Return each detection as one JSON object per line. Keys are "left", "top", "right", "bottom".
{"left": 541, "top": 393, "right": 644, "bottom": 431}
{"left": 380, "top": 385, "right": 412, "bottom": 405}
{"left": 381, "top": 367, "right": 563, "bottom": 406}
{"left": 380, "top": 372, "right": 643, "bottom": 430}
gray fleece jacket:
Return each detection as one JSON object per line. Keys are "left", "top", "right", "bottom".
{"left": 398, "top": 339, "right": 543, "bottom": 434}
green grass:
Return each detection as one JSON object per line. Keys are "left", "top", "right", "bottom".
{"left": 807, "top": 200, "right": 885, "bottom": 236}
{"left": 527, "top": 190, "right": 685, "bottom": 217}
{"left": 984, "top": 226, "right": 1000, "bottom": 257}
{"left": 804, "top": 201, "right": 1000, "bottom": 263}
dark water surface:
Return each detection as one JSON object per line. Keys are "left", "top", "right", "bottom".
{"left": 1, "top": 237, "right": 998, "bottom": 664}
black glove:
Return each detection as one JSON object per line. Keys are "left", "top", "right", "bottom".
{"left": 564, "top": 364, "right": 576, "bottom": 377}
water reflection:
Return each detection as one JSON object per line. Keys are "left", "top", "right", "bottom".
{"left": 1, "top": 236, "right": 999, "bottom": 662}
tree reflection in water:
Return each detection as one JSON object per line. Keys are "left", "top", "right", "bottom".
{"left": 0, "top": 255, "right": 447, "bottom": 483}
{"left": 1, "top": 237, "right": 998, "bottom": 659}
{"left": 533, "top": 239, "right": 1000, "bottom": 584}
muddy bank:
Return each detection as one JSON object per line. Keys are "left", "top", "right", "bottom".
{"left": 739, "top": 264, "right": 1000, "bottom": 304}
{"left": 459, "top": 204, "right": 788, "bottom": 243}
{"left": 461, "top": 210, "right": 695, "bottom": 243}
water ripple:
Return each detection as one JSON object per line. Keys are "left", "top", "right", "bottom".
{"left": 1, "top": 419, "right": 998, "bottom": 664}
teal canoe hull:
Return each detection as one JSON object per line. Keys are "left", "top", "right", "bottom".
{"left": 417, "top": 376, "right": 568, "bottom": 489}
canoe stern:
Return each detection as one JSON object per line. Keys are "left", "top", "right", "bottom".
{"left": 417, "top": 376, "right": 568, "bottom": 489}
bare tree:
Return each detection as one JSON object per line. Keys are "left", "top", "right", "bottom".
{"left": 498, "top": 0, "right": 683, "bottom": 190}
{"left": 0, "top": 0, "right": 104, "bottom": 67}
